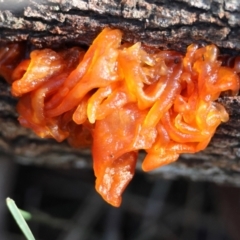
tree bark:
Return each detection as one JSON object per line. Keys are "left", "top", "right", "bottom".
{"left": 1, "top": 0, "right": 240, "bottom": 186}
{"left": 1, "top": 0, "right": 240, "bottom": 53}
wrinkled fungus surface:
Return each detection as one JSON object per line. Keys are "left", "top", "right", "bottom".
{"left": 0, "top": 28, "right": 239, "bottom": 207}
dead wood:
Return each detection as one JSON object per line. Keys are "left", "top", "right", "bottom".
{"left": 0, "top": 0, "right": 240, "bottom": 53}
{"left": 1, "top": 0, "right": 240, "bottom": 186}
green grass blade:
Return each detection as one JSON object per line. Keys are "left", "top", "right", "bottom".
{"left": 6, "top": 198, "right": 35, "bottom": 240}
{"left": 19, "top": 209, "right": 32, "bottom": 221}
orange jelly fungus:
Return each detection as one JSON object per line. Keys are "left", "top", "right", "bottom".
{"left": 0, "top": 28, "right": 239, "bottom": 207}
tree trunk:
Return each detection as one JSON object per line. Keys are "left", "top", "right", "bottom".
{"left": 1, "top": 0, "right": 240, "bottom": 186}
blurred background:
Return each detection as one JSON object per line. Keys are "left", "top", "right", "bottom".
{"left": 0, "top": 156, "right": 240, "bottom": 240}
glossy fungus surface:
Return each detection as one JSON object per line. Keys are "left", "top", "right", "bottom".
{"left": 1, "top": 28, "right": 239, "bottom": 206}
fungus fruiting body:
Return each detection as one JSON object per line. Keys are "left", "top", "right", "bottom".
{"left": 0, "top": 28, "right": 239, "bottom": 207}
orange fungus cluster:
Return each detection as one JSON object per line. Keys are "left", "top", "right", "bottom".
{"left": 0, "top": 28, "right": 239, "bottom": 207}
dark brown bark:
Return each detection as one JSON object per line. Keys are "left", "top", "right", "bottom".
{"left": 1, "top": 0, "right": 240, "bottom": 53}
{"left": 1, "top": 0, "right": 240, "bottom": 186}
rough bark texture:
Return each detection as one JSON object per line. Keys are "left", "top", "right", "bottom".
{"left": 1, "top": 0, "right": 240, "bottom": 186}
{"left": 1, "top": 0, "right": 240, "bottom": 53}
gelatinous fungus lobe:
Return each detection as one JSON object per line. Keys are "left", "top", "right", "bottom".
{"left": 0, "top": 28, "right": 239, "bottom": 207}
{"left": 0, "top": 43, "right": 26, "bottom": 83}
